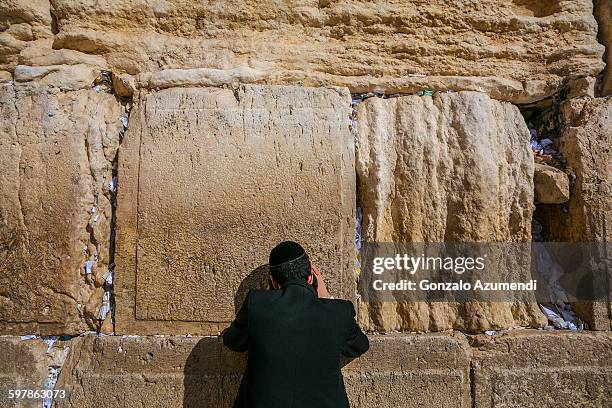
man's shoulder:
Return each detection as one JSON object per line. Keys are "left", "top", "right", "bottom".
{"left": 246, "top": 288, "right": 282, "bottom": 302}
{"left": 319, "top": 298, "right": 355, "bottom": 314}
{"left": 247, "top": 290, "right": 354, "bottom": 312}
{"left": 319, "top": 298, "right": 352, "bottom": 305}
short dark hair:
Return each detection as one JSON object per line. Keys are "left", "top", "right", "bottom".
{"left": 269, "top": 241, "right": 311, "bottom": 285}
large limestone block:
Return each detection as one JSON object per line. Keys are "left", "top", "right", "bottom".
{"left": 0, "top": 336, "right": 72, "bottom": 408}
{"left": 535, "top": 97, "right": 612, "bottom": 330}
{"left": 0, "top": 83, "right": 123, "bottom": 335}
{"left": 555, "top": 98, "right": 611, "bottom": 242}
{"left": 54, "top": 333, "right": 470, "bottom": 408}
{"left": 47, "top": 0, "right": 604, "bottom": 103}
{"left": 356, "top": 91, "right": 545, "bottom": 333}
{"left": 344, "top": 333, "right": 471, "bottom": 408}
{"left": 115, "top": 85, "right": 355, "bottom": 335}
{"left": 471, "top": 330, "right": 612, "bottom": 407}
{"left": 55, "top": 335, "right": 244, "bottom": 408}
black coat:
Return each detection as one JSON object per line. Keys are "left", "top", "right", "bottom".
{"left": 223, "top": 280, "right": 369, "bottom": 408}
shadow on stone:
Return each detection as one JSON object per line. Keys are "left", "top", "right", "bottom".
{"left": 183, "top": 267, "right": 270, "bottom": 408}
{"left": 233, "top": 264, "right": 269, "bottom": 314}
{"left": 183, "top": 266, "right": 354, "bottom": 407}
{"left": 182, "top": 336, "right": 246, "bottom": 408}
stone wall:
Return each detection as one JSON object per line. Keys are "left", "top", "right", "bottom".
{"left": 535, "top": 97, "right": 612, "bottom": 330}
{"left": 0, "top": 83, "right": 123, "bottom": 335}
{"left": 54, "top": 333, "right": 470, "bottom": 408}
{"left": 595, "top": 0, "right": 612, "bottom": 96}
{"left": 0, "top": 1, "right": 607, "bottom": 103}
{"left": 0, "top": 336, "right": 70, "bottom": 408}
{"left": 0, "top": 0, "right": 611, "bottom": 406}
{"left": 355, "top": 91, "right": 546, "bottom": 332}
{"left": 470, "top": 330, "right": 612, "bottom": 407}
{"left": 2, "top": 331, "right": 610, "bottom": 407}
{"left": 115, "top": 85, "right": 355, "bottom": 335}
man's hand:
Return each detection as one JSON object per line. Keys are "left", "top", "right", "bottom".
{"left": 311, "top": 264, "right": 331, "bottom": 299}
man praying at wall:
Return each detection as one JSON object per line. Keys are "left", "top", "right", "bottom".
{"left": 223, "top": 241, "right": 369, "bottom": 408}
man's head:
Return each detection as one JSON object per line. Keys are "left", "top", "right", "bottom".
{"left": 269, "top": 241, "right": 311, "bottom": 287}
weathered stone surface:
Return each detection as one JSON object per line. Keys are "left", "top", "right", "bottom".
{"left": 111, "top": 73, "right": 135, "bottom": 97}
{"left": 0, "top": 83, "right": 123, "bottom": 335}
{"left": 534, "top": 163, "right": 570, "bottom": 204}
{"left": 54, "top": 333, "right": 471, "bottom": 408}
{"left": 535, "top": 97, "right": 612, "bottom": 330}
{"left": 24, "top": 331, "right": 612, "bottom": 408}
{"left": 0, "top": 0, "right": 53, "bottom": 72}
{"left": 13, "top": 64, "right": 100, "bottom": 91}
{"left": 555, "top": 97, "right": 612, "bottom": 243}
{"left": 0, "top": 332, "right": 608, "bottom": 407}
{"left": 55, "top": 335, "right": 244, "bottom": 408}
{"left": 594, "top": 0, "right": 612, "bottom": 96}
{"left": 343, "top": 333, "right": 471, "bottom": 407}
{"left": 136, "top": 67, "right": 268, "bottom": 91}
{"left": 356, "top": 91, "right": 546, "bottom": 332}
{"left": 566, "top": 76, "right": 596, "bottom": 99}
{"left": 471, "top": 330, "right": 612, "bottom": 407}
{"left": 0, "top": 336, "right": 72, "bottom": 408}
{"left": 15, "top": 0, "right": 597, "bottom": 103}
{"left": 19, "top": 42, "right": 107, "bottom": 68}
{"left": 115, "top": 85, "right": 355, "bottom": 335}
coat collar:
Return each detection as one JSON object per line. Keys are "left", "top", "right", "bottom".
{"left": 282, "top": 279, "right": 317, "bottom": 296}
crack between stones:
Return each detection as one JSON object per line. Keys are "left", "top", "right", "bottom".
{"left": 469, "top": 360, "right": 476, "bottom": 408}
{"left": 103, "top": 86, "right": 132, "bottom": 335}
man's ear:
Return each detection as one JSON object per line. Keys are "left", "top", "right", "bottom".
{"left": 307, "top": 272, "right": 314, "bottom": 285}
{"left": 270, "top": 275, "right": 280, "bottom": 289}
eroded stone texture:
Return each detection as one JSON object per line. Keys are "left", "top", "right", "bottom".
{"left": 55, "top": 335, "right": 244, "bottom": 408}
{"left": 0, "top": 1, "right": 108, "bottom": 88}
{"left": 0, "top": 83, "right": 123, "bottom": 335}
{"left": 355, "top": 91, "right": 546, "bottom": 333}
{"left": 535, "top": 97, "right": 612, "bottom": 330}
{"left": 0, "top": 336, "right": 71, "bottom": 408}
{"left": 344, "top": 333, "right": 471, "bottom": 407}
{"left": 471, "top": 330, "right": 612, "bottom": 407}
{"left": 54, "top": 333, "right": 471, "bottom": 408}
{"left": 0, "top": 0, "right": 52, "bottom": 73}
{"left": 554, "top": 96, "right": 612, "bottom": 244}
{"left": 566, "top": 76, "right": 596, "bottom": 99}
{"left": 115, "top": 85, "right": 355, "bottom": 335}
{"left": 13, "top": 64, "right": 102, "bottom": 91}
{"left": 0, "top": 332, "right": 608, "bottom": 408}
{"left": 4, "top": 0, "right": 597, "bottom": 103}
{"left": 594, "top": 0, "right": 612, "bottom": 96}
{"left": 534, "top": 163, "right": 570, "bottom": 204}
